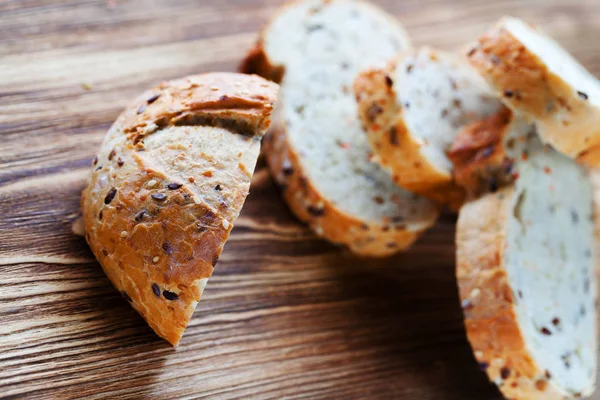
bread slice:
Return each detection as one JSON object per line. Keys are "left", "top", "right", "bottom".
{"left": 241, "top": 0, "right": 439, "bottom": 256}
{"left": 81, "top": 73, "right": 278, "bottom": 345}
{"left": 456, "top": 132, "right": 598, "bottom": 398}
{"left": 354, "top": 47, "right": 503, "bottom": 207}
{"left": 467, "top": 17, "right": 600, "bottom": 164}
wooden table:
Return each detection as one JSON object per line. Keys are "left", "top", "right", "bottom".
{"left": 1, "top": 0, "right": 599, "bottom": 398}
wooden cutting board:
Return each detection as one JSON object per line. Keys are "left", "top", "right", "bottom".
{"left": 1, "top": 0, "right": 599, "bottom": 398}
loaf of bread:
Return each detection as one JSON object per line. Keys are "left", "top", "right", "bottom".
{"left": 240, "top": 0, "right": 439, "bottom": 256}
{"left": 355, "top": 47, "right": 502, "bottom": 207}
{"left": 81, "top": 73, "right": 278, "bottom": 345}
{"left": 457, "top": 131, "right": 597, "bottom": 399}
{"left": 467, "top": 17, "right": 600, "bottom": 165}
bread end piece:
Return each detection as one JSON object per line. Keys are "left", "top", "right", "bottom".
{"left": 82, "top": 73, "right": 279, "bottom": 345}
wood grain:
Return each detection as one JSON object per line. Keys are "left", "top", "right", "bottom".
{"left": 1, "top": 0, "right": 599, "bottom": 398}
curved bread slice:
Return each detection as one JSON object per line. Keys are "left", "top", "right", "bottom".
{"left": 457, "top": 133, "right": 598, "bottom": 398}
{"left": 467, "top": 17, "right": 600, "bottom": 164}
{"left": 81, "top": 73, "right": 278, "bottom": 345}
{"left": 241, "top": 0, "right": 439, "bottom": 256}
{"left": 354, "top": 47, "right": 502, "bottom": 207}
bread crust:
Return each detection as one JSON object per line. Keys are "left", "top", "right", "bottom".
{"left": 81, "top": 73, "right": 278, "bottom": 345}
{"left": 264, "top": 117, "right": 433, "bottom": 257}
{"left": 240, "top": 2, "right": 438, "bottom": 256}
{"left": 457, "top": 188, "right": 596, "bottom": 399}
{"left": 467, "top": 18, "right": 600, "bottom": 164}
{"left": 354, "top": 65, "right": 466, "bottom": 209}
{"left": 448, "top": 106, "right": 517, "bottom": 198}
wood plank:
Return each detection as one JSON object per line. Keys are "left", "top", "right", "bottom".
{"left": 1, "top": 0, "right": 599, "bottom": 398}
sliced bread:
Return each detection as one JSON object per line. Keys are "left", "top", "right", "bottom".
{"left": 354, "top": 46, "right": 503, "bottom": 207}
{"left": 456, "top": 132, "right": 598, "bottom": 398}
{"left": 81, "top": 73, "right": 278, "bottom": 345}
{"left": 467, "top": 17, "right": 600, "bottom": 164}
{"left": 241, "top": 0, "right": 439, "bottom": 256}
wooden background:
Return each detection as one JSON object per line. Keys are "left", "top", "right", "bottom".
{"left": 1, "top": 0, "right": 600, "bottom": 398}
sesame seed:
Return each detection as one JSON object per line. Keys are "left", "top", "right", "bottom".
{"left": 241, "top": 90, "right": 250, "bottom": 95}
{"left": 151, "top": 193, "right": 167, "bottom": 202}
{"left": 234, "top": 82, "right": 242, "bottom": 87}
{"left": 260, "top": 83, "right": 270, "bottom": 87}
{"left": 222, "top": 220, "right": 230, "bottom": 229}
{"left": 193, "top": 196, "right": 201, "bottom": 204}
{"left": 120, "top": 231, "right": 128, "bottom": 238}
{"left": 210, "top": 86, "right": 219, "bottom": 91}
{"left": 153, "top": 256, "right": 159, "bottom": 263}
{"left": 147, "top": 179, "right": 157, "bottom": 187}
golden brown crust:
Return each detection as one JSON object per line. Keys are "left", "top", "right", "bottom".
{"left": 448, "top": 106, "right": 516, "bottom": 198}
{"left": 354, "top": 65, "right": 465, "bottom": 209}
{"left": 467, "top": 20, "right": 600, "bottom": 162}
{"left": 239, "top": 44, "right": 285, "bottom": 84}
{"left": 457, "top": 190, "right": 579, "bottom": 399}
{"left": 81, "top": 73, "right": 278, "bottom": 345}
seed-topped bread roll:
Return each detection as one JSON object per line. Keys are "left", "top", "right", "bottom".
{"left": 81, "top": 73, "right": 278, "bottom": 345}
{"left": 467, "top": 17, "right": 600, "bottom": 165}
{"left": 457, "top": 131, "right": 598, "bottom": 399}
{"left": 241, "top": 0, "right": 439, "bottom": 256}
{"left": 354, "top": 47, "right": 502, "bottom": 207}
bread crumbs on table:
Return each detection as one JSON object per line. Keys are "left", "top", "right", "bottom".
{"left": 544, "top": 166, "right": 552, "bottom": 174}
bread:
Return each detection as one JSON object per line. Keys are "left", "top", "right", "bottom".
{"left": 354, "top": 47, "right": 503, "bottom": 207}
{"left": 240, "top": 0, "right": 439, "bottom": 256}
{"left": 456, "top": 131, "right": 597, "bottom": 398}
{"left": 467, "top": 16, "right": 600, "bottom": 164}
{"left": 81, "top": 72, "right": 278, "bottom": 345}
{"left": 448, "top": 105, "right": 534, "bottom": 197}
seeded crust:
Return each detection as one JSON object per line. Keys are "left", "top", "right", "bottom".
{"left": 457, "top": 189, "right": 591, "bottom": 399}
{"left": 448, "top": 106, "right": 518, "bottom": 198}
{"left": 240, "top": 1, "right": 439, "bottom": 256}
{"left": 354, "top": 65, "right": 466, "bottom": 209}
{"left": 81, "top": 73, "right": 278, "bottom": 345}
{"left": 467, "top": 17, "right": 600, "bottom": 164}
{"left": 263, "top": 117, "right": 430, "bottom": 256}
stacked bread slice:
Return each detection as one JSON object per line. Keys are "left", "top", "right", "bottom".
{"left": 467, "top": 17, "right": 600, "bottom": 164}
{"left": 454, "top": 17, "right": 599, "bottom": 399}
{"left": 243, "top": 2, "right": 598, "bottom": 398}
{"left": 241, "top": 0, "right": 439, "bottom": 256}
{"left": 354, "top": 46, "right": 503, "bottom": 207}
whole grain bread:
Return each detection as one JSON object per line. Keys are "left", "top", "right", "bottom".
{"left": 240, "top": 0, "right": 439, "bottom": 256}
{"left": 467, "top": 17, "right": 600, "bottom": 165}
{"left": 81, "top": 72, "right": 278, "bottom": 345}
{"left": 354, "top": 47, "right": 502, "bottom": 208}
{"left": 456, "top": 132, "right": 598, "bottom": 399}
